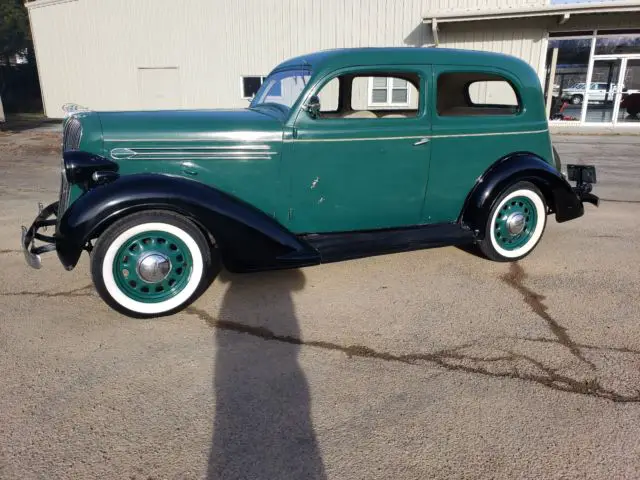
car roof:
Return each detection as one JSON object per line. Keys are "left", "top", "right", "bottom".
{"left": 272, "top": 47, "right": 537, "bottom": 81}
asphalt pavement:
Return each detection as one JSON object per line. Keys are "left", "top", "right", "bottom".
{"left": 1, "top": 129, "right": 639, "bottom": 479}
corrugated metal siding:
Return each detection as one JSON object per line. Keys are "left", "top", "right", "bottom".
{"left": 29, "top": 0, "right": 547, "bottom": 117}
{"left": 438, "top": 19, "right": 547, "bottom": 77}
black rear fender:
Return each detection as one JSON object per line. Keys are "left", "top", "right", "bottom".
{"left": 56, "top": 174, "right": 319, "bottom": 272}
{"left": 460, "top": 153, "right": 584, "bottom": 237}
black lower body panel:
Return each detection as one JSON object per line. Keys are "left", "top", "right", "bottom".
{"left": 302, "top": 223, "right": 476, "bottom": 264}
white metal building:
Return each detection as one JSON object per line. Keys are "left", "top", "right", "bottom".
{"left": 27, "top": 0, "right": 640, "bottom": 128}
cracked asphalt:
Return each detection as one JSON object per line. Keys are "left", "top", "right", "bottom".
{"left": 1, "top": 130, "right": 640, "bottom": 479}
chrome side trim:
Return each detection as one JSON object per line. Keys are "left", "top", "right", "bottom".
{"left": 129, "top": 145, "right": 273, "bottom": 150}
{"left": 283, "top": 135, "right": 428, "bottom": 143}
{"left": 136, "top": 156, "right": 274, "bottom": 161}
{"left": 110, "top": 148, "right": 137, "bottom": 159}
{"left": 284, "top": 129, "right": 548, "bottom": 143}
{"left": 104, "top": 131, "right": 282, "bottom": 143}
{"left": 110, "top": 146, "right": 277, "bottom": 161}
{"left": 121, "top": 152, "right": 278, "bottom": 157}
{"left": 106, "top": 129, "right": 548, "bottom": 147}
{"left": 430, "top": 129, "right": 548, "bottom": 139}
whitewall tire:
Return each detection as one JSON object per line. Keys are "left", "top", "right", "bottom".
{"left": 91, "top": 211, "right": 214, "bottom": 318}
{"left": 479, "top": 182, "right": 547, "bottom": 262}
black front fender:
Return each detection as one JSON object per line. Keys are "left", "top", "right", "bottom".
{"left": 56, "top": 174, "right": 320, "bottom": 272}
{"left": 460, "top": 153, "right": 584, "bottom": 236}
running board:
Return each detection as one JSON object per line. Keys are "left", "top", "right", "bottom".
{"left": 301, "top": 223, "right": 476, "bottom": 264}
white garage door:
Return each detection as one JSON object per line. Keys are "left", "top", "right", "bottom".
{"left": 137, "top": 67, "right": 181, "bottom": 110}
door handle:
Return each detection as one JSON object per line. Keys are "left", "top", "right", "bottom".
{"left": 413, "top": 137, "right": 430, "bottom": 146}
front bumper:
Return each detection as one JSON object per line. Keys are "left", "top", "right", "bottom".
{"left": 21, "top": 201, "right": 59, "bottom": 269}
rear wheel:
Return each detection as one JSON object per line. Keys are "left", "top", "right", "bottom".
{"left": 478, "top": 182, "right": 547, "bottom": 262}
{"left": 91, "top": 211, "right": 215, "bottom": 318}
{"left": 571, "top": 94, "right": 583, "bottom": 105}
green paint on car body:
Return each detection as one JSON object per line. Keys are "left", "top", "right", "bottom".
{"left": 62, "top": 47, "right": 556, "bottom": 234}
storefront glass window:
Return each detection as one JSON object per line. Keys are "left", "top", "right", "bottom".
{"left": 545, "top": 38, "right": 592, "bottom": 122}
{"left": 595, "top": 34, "right": 640, "bottom": 55}
{"left": 584, "top": 59, "right": 621, "bottom": 123}
{"left": 547, "top": 31, "right": 640, "bottom": 126}
{"left": 619, "top": 59, "right": 640, "bottom": 123}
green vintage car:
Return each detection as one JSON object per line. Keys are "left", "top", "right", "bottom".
{"left": 22, "top": 48, "right": 598, "bottom": 317}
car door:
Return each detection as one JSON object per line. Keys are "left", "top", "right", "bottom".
{"left": 284, "top": 66, "right": 431, "bottom": 234}
{"left": 424, "top": 65, "right": 550, "bottom": 224}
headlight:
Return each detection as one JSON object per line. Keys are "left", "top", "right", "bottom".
{"left": 63, "top": 151, "right": 119, "bottom": 185}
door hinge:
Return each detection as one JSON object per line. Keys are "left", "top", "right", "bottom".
{"left": 288, "top": 208, "right": 294, "bottom": 220}
{"left": 292, "top": 127, "right": 298, "bottom": 139}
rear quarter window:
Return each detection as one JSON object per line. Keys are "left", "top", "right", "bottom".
{"left": 437, "top": 72, "right": 520, "bottom": 117}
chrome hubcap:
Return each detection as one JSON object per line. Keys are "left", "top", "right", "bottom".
{"left": 136, "top": 253, "right": 171, "bottom": 283}
{"left": 506, "top": 212, "right": 526, "bottom": 235}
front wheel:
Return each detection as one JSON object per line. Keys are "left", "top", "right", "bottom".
{"left": 91, "top": 210, "right": 215, "bottom": 318}
{"left": 478, "top": 182, "right": 547, "bottom": 262}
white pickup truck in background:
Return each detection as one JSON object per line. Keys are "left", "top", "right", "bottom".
{"left": 561, "top": 82, "right": 617, "bottom": 104}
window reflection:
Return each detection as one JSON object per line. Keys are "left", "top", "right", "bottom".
{"left": 595, "top": 35, "right": 640, "bottom": 55}
{"left": 619, "top": 59, "right": 640, "bottom": 123}
{"left": 545, "top": 38, "right": 591, "bottom": 122}
{"left": 546, "top": 31, "right": 640, "bottom": 125}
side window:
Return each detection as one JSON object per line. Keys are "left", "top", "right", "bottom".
{"left": 313, "top": 72, "right": 421, "bottom": 119}
{"left": 437, "top": 72, "right": 520, "bottom": 117}
{"left": 318, "top": 77, "right": 339, "bottom": 113}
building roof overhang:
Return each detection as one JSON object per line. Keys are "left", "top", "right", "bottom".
{"left": 423, "top": 0, "right": 640, "bottom": 25}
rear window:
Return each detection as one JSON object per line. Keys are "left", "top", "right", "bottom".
{"left": 437, "top": 72, "right": 520, "bottom": 117}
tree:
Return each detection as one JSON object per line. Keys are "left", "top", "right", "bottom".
{"left": 0, "top": 0, "right": 31, "bottom": 64}
{"left": 0, "top": 0, "right": 34, "bottom": 121}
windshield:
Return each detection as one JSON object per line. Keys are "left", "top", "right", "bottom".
{"left": 251, "top": 68, "right": 311, "bottom": 110}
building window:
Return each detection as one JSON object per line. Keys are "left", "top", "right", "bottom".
{"left": 595, "top": 33, "right": 640, "bottom": 55}
{"left": 544, "top": 37, "right": 592, "bottom": 122}
{"left": 368, "top": 77, "right": 411, "bottom": 107}
{"left": 545, "top": 30, "right": 640, "bottom": 125}
{"left": 241, "top": 76, "right": 265, "bottom": 99}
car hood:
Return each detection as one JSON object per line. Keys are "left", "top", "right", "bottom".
{"left": 97, "top": 108, "right": 284, "bottom": 147}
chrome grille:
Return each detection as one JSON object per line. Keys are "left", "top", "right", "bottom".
{"left": 63, "top": 117, "right": 82, "bottom": 151}
{"left": 57, "top": 168, "right": 71, "bottom": 225}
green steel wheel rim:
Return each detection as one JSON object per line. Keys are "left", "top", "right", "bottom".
{"left": 493, "top": 195, "right": 538, "bottom": 251}
{"left": 112, "top": 230, "right": 193, "bottom": 303}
